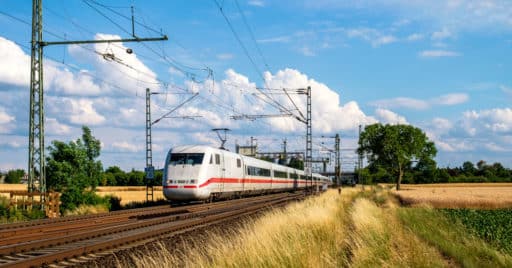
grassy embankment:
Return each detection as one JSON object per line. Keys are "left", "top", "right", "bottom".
{"left": 120, "top": 185, "right": 512, "bottom": 267}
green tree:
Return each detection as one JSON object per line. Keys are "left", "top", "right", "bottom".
{"left": 46, "top": 126, "right": 104, "bottom": 212}
{"left": 81, "top": 126, "right": 102, "bottom": 188}
{"left": 357, "top": 123, "right": 437, "bottom": 190}
{"left": 5, "top": 169, "right": 25, "bottom": 184}
{"left": 462, "top": 161, "right": 476, "bottom": 176}
{"left": 287, "top": 157, "right": 304, "bottom": 170}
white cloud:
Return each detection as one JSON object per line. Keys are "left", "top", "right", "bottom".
{"left": 0, "top": 37, "right": 30, "bottom": 87}
{"left": 419, "top": 50, "right": 461, "bottom": 58}
{"left": 46, "top": 118, "right": 71, "bottom": 135}
{"left": 370, "top": 97, "right": 429, "bottom": 110}
{"left": 248, "top": 0, "right": 265, "bottom": 7}
{"left": 48, "top": 69, "right": 102, "bottom": 96}
{"left": 47, "top": 97, "right": 106, "bottom": 126}
{"left": 431, "top": 117, "right": 453, "bottom": 132}
{"left": 372, "top": 35, "right": 397, "bottom": 47}
{"left": 374, "top": 108, "right": 408, "bottom": 124}
{"left": 429, "top": 108, "right": 512, "bottom": 153}
{"left": 0, "top": 107, "right": 14, "bottom": 124}
{"left": 263, "top": 68, "right": 376, "bottom": 133}
{"left": 111, "top": 141, "right": 139, "bottom": 153}
{"left": 217, "top": 53, "right": 234, "bottom": 60}
{"left": 346, "top": 27, "right": 397, "bottom": 47}
{"left": 299, "top": 46, "right": 316, "bottom": 56}
{"left": 484, "top": 143, "right": 508, "bottom": 152}
{"left": 169, "top": 66, "right": 185, "bottom": 78}
{"left": 406, "top": 33, "right": 424, "bottom": 41}
{"left": 432, "top": 93, "right": 469, "bottom": 105}
{"left": 302, "top": 1, "right": 512, "bottom": 33}
{"left": 0, "top": 106, "right": 15, "bottom": 134}
{"left": 371, "top": 92, "right": 469, "bottom": 110}
{"left": 500, "top": 85, "right": 512, "bottom": 97}
{"left": 257, "top": 36, "right": 291, "bottom": 43}
{"left": 461, "top": 108, "right": 512, "bottom": 135}
{"left": 431, "top": 27, "right": 454, "bottom": 40}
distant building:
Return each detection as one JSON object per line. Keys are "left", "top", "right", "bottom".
{"left": 236, "top": 145, "right": 257, "bottom": 157}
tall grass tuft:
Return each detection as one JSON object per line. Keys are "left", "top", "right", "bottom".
{"left": 348, "top": 198, "right": 446, "bottom": 267}
{"left": 63, "top": 204, "right": 109, "bottom": 216}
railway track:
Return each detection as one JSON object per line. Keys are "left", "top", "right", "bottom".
{"left": 0, "top": 192, "right": 304, "bottom": 267}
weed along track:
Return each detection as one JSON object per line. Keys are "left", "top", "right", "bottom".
{"left": 0, "top": 192, "right": 303, "bottom": 267}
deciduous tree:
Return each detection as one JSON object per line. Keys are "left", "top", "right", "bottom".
{"left": 357, "top": 123, "right": 437, "bottom": 190}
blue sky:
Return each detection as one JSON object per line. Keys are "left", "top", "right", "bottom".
{"left": 1, "top": 0, "right": 512, "bottom": 172}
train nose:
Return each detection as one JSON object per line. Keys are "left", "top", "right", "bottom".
{"left": 163, "top": 186, "right": 208, "bottom": 201}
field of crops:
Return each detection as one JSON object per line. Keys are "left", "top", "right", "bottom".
{"left": 441, "top": 209, "right": 512, "bottom": 255}
{"left": 96, "top": 186, "right": 165, "bottom": 205}
{"left": 0, "top": 184, "right": 165, "bottom": 205}
{"left": 392, "top": 183, "right": 512, "bottom": 208}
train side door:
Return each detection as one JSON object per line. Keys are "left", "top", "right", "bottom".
{"left": 293, "top": 171, "right": 298, "bottom": 191}
{"left": 212, "top": 152, "right": 224, "bottom": 192}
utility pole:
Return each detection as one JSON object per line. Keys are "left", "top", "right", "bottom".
{"left": 146, "top": 91, "right": 199, "bottom": 203}
{"left": 283, "top": 138, "right": 287, "bottom": 157}
{"left": 28, "top": 0, "right": 45, "bottom": 205}
{"left": 335, "top": 133, "right": 341, "bottom": 186}
{"left": 305, "top": 86, "right": 313, "bottom": 192}
{"left": 145, "top": 88, "right": 155, "bottom": 202}
{"left": 358, "top": 125, "right": 364, "bottom": 191}
{"left": 28, "top": 0, "right": 167, "bottom": 210}
{"left": 250, "top": 136, "right": 257, "bottom": 156}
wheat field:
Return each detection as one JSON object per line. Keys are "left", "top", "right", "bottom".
{"left": 392, "top": 183, "right": 512, "bottom": 209}
{"left": 0, "top": 184, "right": 165, "bottom": 205}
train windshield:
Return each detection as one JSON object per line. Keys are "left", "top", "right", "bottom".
{"left": 169, "top": 153, "right": 205, "bottom": 165}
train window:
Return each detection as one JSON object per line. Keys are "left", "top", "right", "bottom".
{"left": 274, "top": 170, "right": 288, "bottom": 178}
{"left": 246, "top": 166, "right": 270, "bottom": 177}
{"left": 215, "top": 154, "right": 220, "bottom": 165}
{"left": 210, "top": 155, "right": 213, "bottom": 164}
{"left": 290, "top": 173, "right": 298, "bottom": 179}
{"left": 169, "top": 153, "right": 204, "bottom": 165}
{"left": 237, "top": 159, "right": 241, "bottom": 168}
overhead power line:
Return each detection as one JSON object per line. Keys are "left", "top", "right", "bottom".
{"left": 233, "top": 0, "right": 271, "bottom": 71}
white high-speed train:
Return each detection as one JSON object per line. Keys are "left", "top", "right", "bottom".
{"left": 163, "top": 145, "right": 330, "bottom": 201}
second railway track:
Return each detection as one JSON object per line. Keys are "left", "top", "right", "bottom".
{"left": 0, "top": 192, "right": 305, "bottom": 267}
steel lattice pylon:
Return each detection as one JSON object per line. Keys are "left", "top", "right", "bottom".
{"left": 145, "top": 88, "right": 154, "bottom": 202}
{"left": 305, "top": 86, "right": 312, "bottom": 190}
{"left": 28, "top": 0, "right": 46, "bottom": 205}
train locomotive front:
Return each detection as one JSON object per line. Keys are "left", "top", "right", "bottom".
{"left": 162, "top": 145, "right": 212, "bottom": 201}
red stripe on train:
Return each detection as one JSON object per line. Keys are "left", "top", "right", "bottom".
{"left": 164, "top": 177, "right": 316, "bottom": 189}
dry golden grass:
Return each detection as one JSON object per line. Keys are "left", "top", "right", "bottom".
{"left": 0, "top": 184, "right": 165, "bottom": 206}
{"left": 0, "top": 183, "right": 28, "bottom": 192}
{"left": 63, "top": 204, "right": 109, "bottom": 216}
{"left": 95, "top": 186, "right": 164, "bottom": 205}
{"left": 393, "top": 183, "right": 512, "bottom": 209}
{"left": 128, "top": 189, "right": 356, "bottom": 268}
